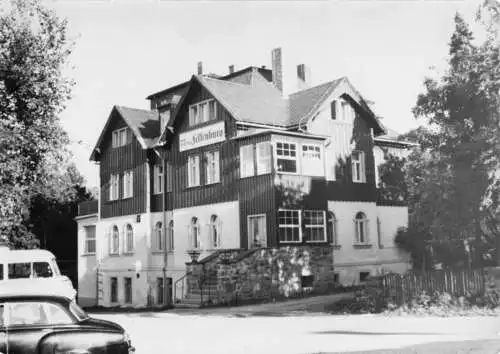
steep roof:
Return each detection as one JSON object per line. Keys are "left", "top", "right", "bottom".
{"left": 90, "top": 105, "right": 159, "bottom": 161}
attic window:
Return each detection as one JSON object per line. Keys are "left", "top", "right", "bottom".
{"left": 189, "top": 99, "right": 216, "bottom": 126}
{"left": 112, "top": 128, "right": 128, "bottom": 148}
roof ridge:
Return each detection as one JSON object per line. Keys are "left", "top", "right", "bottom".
{"left": 288, "top": 77, "right": 344, "bottom": 98}
{"left": 115, "top": 105, "right": 155, "bottom": 113}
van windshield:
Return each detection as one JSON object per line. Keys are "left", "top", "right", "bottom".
{"left": 33, "top": 262, "right": 53, "bottom": 278}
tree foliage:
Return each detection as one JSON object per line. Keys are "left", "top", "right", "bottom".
{"left": 392, "top": 6, "right": 500, "bottom": 268}
{"left": 0, "top": 0, "right": 75, "bottom": 247}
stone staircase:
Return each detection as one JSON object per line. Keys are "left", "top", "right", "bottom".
{"left": 175, "top": 276, "right": 219, "bottom": 308}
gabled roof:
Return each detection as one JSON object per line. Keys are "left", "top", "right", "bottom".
{"left": 90, "top": 105, "right": 159, "bottom": 161}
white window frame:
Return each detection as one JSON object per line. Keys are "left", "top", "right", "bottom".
{"left": 154, "top": 165, "right": 164, "bottom": 195}
{"left": 248, "top": 214, "right": 267, "bottom": 248}
{"left": 124, "top": 224, "right": 134, "bottom": 253}
{"left": 328, "top": 212, "right": 339, "bottom": 246}
{"left": 351, "top": 150, "right": 366, "bottom": 183}
{"left": 275, "top": 141, "right": 299, "bottom": 174}
{"left": 109, "top": 174, "right": 119, "bottom": 201}
{"left": 188, "top": 99, "right": 217, "bottom": 126}
{"left": 354, "top": 212, "right": 369, "bottom": 244}
{"left": 83, "top": 225, "right": 96, "bottom": 255}
{"left": 112, "top": 127, "right": 128, "bottom": 148}
{"left": 124, "top": 277, "right": 132, "bottom": 304}
{"left": 189, "top": 217, "right": 200, "bottom": 249}
{"left": 205, "top": 150, "right": 220, "bottom": 185}
{"left": 155, "top": 222, "right": 163, "bottom": 251}
{"left": 256, "top": 142, "right": 272, "bottom": 175}
{"left": 278, "top": 209, "right": 301, "bottom": 243}
{"left": 123, "top": 170, "right": 133, "bottom": 199}
{"left": 240, "top": 144, "right": 255, "bottom": 178}
{"left": 110, "top": 225, "right": 120, "bottom": 255}
{"left": 301, "top": 143, "right": 324, "bottom": 177}
{"left": 167, "top": 220, "right": 174, "bottom": 252}
{"left": 110, "top": 277, "right": 118, "bottom": 303}
{"left": 187, "top": 155, "right": 200, "bottom": 187}
{"left": 303, "top": 210, "right": 327, "bottom": 243}
{"left": 208, "top": 215, "right": 222, "bottom": 249}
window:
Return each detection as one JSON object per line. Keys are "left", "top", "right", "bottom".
{"left": 190, "top": 217, "right": 200, "bottom": 249}
{"left": 359, "top": 271, "right": 371, "bottom": 282}
{"left": 110, "top": 277, "right": 118, "bottom": 303}
{"left": 331, "top": 100, "right": 337, "bottom": 120}
{"left": 124, "top": 224, "right": 134, "bottom": 253}
{"left": 209, "top": 215, "right": 221, "bottom": 248}
{"left": 109, "top": 174, "right": 119, "bottom": 201}
{"left": 240, "top": 144, "right": 254, "bottom": 178}
{"left": 112, "top": 127, "right": 128, "bottom": 148}
{"left": 302, "top": 144, "right": 323, "bottom": 176}
{"left": 303, "top": 210, "right": 326, "bottom": 242}
{"left": 84, "top": 225, "right": 96, "bottom": 254}
{"left": 124, "top": 277, "right": 132, "bottom": 304}
{"left": 354, "top": 212, "right": 369, "bottom": 244}
{"left": 8, "top": 302, "right": 48, "bottom": 326}
{"left": 205, "top": 150, "right": 220, "bottom": 184}
{"left": 351, "top": 151, "right": 366, "bottom": 183}
{"left": 8, "top": 263, "right": 31, "bottom": 279}
{"left": 43, "top": 302, "right": 73, "bottom": 325}
{"left": 248, "top": 214, "right": 267, "bottom": 248}
{"left": 0, "top": 304, "right": 4, "bottom": 327}
{"left": 189, "top": 99, "right": 216, "bottom": 126}
{"left": 256, "top": 142, "right": 272, "bottom": 175}
{"left": 187, "top": 155, "right": 200, "bottom": 187}
{"left": 168, "top": 220, "right": 174, "bottom": 251}
{"left": 159, "top": 109, "right": 170, "bottom": 131}
{"left": 0, "top": 264, "right": 3, "bottom": 280}
{"left": 166, "top": 162, "right": 173, "bottom": 192}
{"left": 328, "top": 212, "right": 339, "bottom": 246}
{"left": 154, "top": 165, "right": 164, "bottom": 194}
{"left": 276, "top": 142, "right": 298, "bottom": 173}
{"left": 341, "top": 99, "right": 356, "bottom": 122}
{"left": 110, "top": 225, "right": 119, "bottom": 254}
{"left": 155, "top": 222, "right": 163, "bottom": 251}
{"left": 157, "top": 278, "right": 164, "bottom": 305}
{"left": 278, "top": 210, "right": 300, "bottom": 242}
{"left": 123, "top": 170, "right": 133, "bottom": 198}
{"left": 33, "top": 262, "right": 53, "bottom": 278}
{"left": 377, "top": 217, "right": 383, "bottom": 248}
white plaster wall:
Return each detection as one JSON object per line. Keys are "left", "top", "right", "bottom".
{"left": 172, "top": 201, "right": 240, "bottom": 268}
{"left": 76, "top": 215, "right": 98, "bottom": 307}
{"left": 329, "top": 201, "right": 410, "bottom": 285}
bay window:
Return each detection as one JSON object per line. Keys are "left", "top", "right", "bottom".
{"left": 240, "top": 144, "right": 254, "bottom": 178}
{"left": 276, "top": 142, "right": 298, "bottom": 173}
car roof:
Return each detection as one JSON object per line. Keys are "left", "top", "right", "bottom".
{"left": 0, "top": 249, "right": 56, "bottom": 263}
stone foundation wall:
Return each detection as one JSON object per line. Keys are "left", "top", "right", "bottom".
{"left": 187, "top": 246, "right": 334, "bottom": 304}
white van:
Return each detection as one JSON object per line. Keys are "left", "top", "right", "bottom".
{"left": 0, "top": 249, "right": 77, "bottom": 300}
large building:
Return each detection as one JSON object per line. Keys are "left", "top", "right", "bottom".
{"left": 76, "top": 48, "right": 416, "bottom": 308}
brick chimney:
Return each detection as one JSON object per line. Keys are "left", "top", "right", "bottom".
{"left": 229, "top": 65, "right": 235, "bottom": 74}
{"left": 297, "top": 64, "right": 311, "bottom": 91}
{"left": 197, "top": 61, "right": 203, "bottom": 75}
{"left": 271, "top": 48, "right": 283, "bottom": 94}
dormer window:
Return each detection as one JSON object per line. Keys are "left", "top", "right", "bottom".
{"left": 112, "top": 127, "right": 128, "bottom": 148}
{"left": 189, "top": 99, "right": 216, "bottom": 126}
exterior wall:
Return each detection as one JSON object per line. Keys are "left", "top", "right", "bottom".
{"left": 328, "top": 201, "right": 410, "bottom": 285}
{"left": 76, "top": 214, "right": 98, "bottom": 308}
{"left": 172, "top": 201, "right": 240, "bottom": 267}
{"left": 99, "top": 111, "right": 148, "bottom": 219}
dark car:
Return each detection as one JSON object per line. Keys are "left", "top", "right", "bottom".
{"left": 0, "top": 287, "right": 134, "bottom": 354}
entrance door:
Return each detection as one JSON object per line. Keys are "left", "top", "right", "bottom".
{"left": 248, "top": 214, "right": 267, "bottom": 248}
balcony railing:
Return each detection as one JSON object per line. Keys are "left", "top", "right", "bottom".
{"left": 77, "top": 200, "right": 98, "bottom": 217}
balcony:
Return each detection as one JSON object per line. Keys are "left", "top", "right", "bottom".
{"left": 77, "top": 200, "right": 98, "bottom": 217}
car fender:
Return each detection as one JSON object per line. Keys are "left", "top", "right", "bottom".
{"left": 37, "top": 329, "right": 126, "bottom": 354}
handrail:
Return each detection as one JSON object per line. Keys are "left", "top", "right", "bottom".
{"left": 174, "top": 272, "right": 190, "bottom": 303}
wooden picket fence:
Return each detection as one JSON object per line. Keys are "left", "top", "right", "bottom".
{"left": 369, "top": 268, "right": 486, "bottom": 306}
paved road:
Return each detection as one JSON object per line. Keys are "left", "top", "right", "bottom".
{"left": 91, "top": 311, "right": 500, "bottom": 354}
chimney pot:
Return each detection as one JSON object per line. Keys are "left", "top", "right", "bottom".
{"left": 271, "top": 48, "right": 283, "bottom": 94}
{"left": 229, "top": 65, "right": 235, "bottom": 74}
{"left": 297, "top": 64, "right": 311, "bottom": 90}
{"left": 197, "top": 61, "right": 203, "bottom": 75}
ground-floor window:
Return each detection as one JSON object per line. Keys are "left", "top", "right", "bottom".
{"left": 110, "top": 277, "right": 118, "bottom": 303}
{"left": 303, "top": 210, "right": 326, "bottom": 242}
{"left": 278, "top": 210, "right": 300, "bottom": 242}
{"left": 328, "top": 212, "right": 339, "bottom": 246}
{"left": 157, "top": 277, "right": 164, "bottom": 305}
{"left": 248, "top": 214, "right": 267, "bottom": 247}
{"left": 359, "top": 271, "right": 370, "bottom": 282}
{"left": 354, "top": 212, "right": 369, "bottom": 244}
{"left": 124, "top": 277, "right": 132, "bottom": 304}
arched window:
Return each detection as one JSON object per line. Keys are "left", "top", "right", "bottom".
{"left": 168, "top": 220, "right": 174, "bottom": 251}
{"left": 209, "top": 215, "right": 221, "bottom": 248}
{"left": 110, "top": 225, "right": 119, "bottom": 254}
{"left": 354, "top": 212, "right": 368, "bottom": 244}
{"left": 124, "top": 224, "right": 134, "bottom": 253}
{"left": 190, "top": 217, "right": 200, "bottom": 249}
{"left": 155, "top": 222, "right": 163, "bottom": 251}
{"left": 328, "top": 212, "right": 338, "bottom": 246}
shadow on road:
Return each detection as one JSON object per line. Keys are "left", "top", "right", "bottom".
{"left": 311, "top": 330, "right": 443, "bottom": 336}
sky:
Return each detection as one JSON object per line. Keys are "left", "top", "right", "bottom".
{"left": 44, "top": 0, "right": 483, "bottom": 189}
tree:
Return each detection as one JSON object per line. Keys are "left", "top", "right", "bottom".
{"left": 0, "top": 0, "right": 74, "bottom": 247}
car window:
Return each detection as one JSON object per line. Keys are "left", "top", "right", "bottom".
{"left": 8, "top": 263, "right": 31, "bottom": 279}
{"left": 43, "top": 303, "right": 73, "bottom": 325}
{"left": 69, "top": 300, "right": 88, "bottom": 321}
{"left": 33, "top": 262, "right": 53, "bottom": 278}
{"left": 0, "top": 304, "right": 4, "bottom": 328}
{"left": 9, "top": 302, "right": 48, "bottom": 326}
{"left": 0, "top": 264, "right": 4, "bottom": 280}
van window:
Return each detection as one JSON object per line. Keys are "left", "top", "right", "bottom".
{"left": 33, "top": 262, "right": 53, "bottom": 278}
{"left": 8, "top": 263, "right": 31, "bottom": 279}
{"left": 0, "top": 264, "right": 3, "bottom": 280}
{"left": 0, "top": 304, "right": 4, "bottom": 328}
